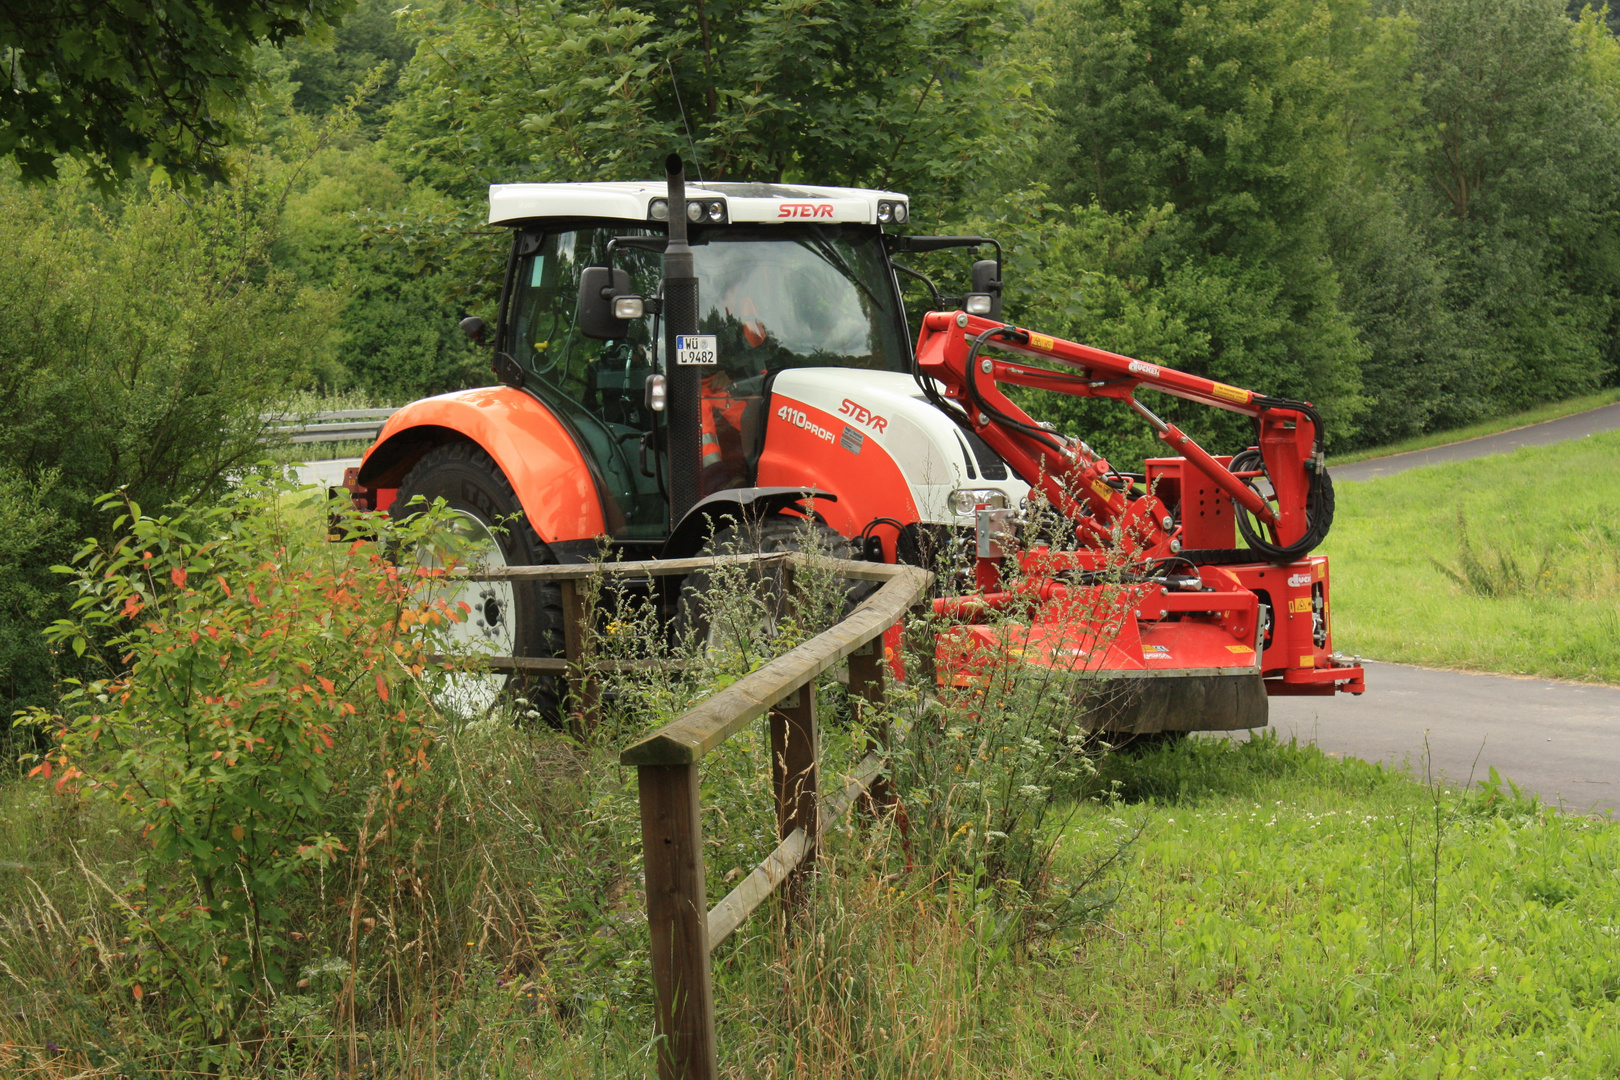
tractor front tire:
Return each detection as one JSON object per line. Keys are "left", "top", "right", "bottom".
{"left": 392, "top": 442, "right": 566, "bottom": 718}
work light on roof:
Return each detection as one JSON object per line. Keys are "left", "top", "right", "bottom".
{"left": 649, "top": 197, "right": 726, "bottom": 224}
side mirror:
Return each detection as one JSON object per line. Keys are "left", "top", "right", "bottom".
{"left": 970, "top": 258, "right": 1003, "bottom": 320}
{"left": 459, "top": 315, "right": 489, "bottom": 345}
{"left": 577, "top": 267, "right": 632, "bottom": 340}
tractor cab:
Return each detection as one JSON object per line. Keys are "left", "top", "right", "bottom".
{"left": 489, "top": 181, "right": 915, "bottom": 545}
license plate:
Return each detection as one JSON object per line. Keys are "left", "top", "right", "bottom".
{"left": 675, "top": 334, "right": 717, "bottom": 366}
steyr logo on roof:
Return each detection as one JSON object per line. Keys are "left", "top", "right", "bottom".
{"left": 778, "top": 203, "right": 834, "bottom": 219}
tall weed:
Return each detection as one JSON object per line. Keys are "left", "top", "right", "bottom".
{"left": 1432, "top": 508, "right": 1620, "bottom": 599}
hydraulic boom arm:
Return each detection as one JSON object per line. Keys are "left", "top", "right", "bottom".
{"left": 914, "top": 311, "right": 1334, "bottom": 562}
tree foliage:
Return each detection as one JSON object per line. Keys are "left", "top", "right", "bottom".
{"left": 0, "top": 0, "right": 354, "bottom": 186}
{"left": 387, "top": 0, "right": 1045, "bottom": 210}
{"left": 0, "top": 166, "right": 337, "bottom": 719}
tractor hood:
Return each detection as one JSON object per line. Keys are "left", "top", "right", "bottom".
{"left": 765, "top": 369, "right": 1031, "bottom": 526}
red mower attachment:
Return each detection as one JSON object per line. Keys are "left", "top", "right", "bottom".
{"left": 917, "top": 311, "right": 1364, "bottom": 732}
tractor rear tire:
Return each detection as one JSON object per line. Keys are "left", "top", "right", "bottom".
{"left": 392, "top": 442, "right": 566, "bottom": 719}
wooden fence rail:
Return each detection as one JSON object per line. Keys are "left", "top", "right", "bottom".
{"left": 455, "top": 552, "right": 932, "bottom": 1080}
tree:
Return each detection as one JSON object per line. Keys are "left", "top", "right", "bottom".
{"left": 1397, "top": 0, "right": 1620, "bottom": 413}
{"left": 0, "top": 0, "right": 354, "bottom": 186}
{"left": 273, "top": 143, "right": 485, "bottom": 399}
{"left": 279, "top": 0, "right": 416, "bottom": 129}
{"left": 1033, "top": 0, "right": 1368, "bottom": 441}
{"left": 387, "top": 0, "right": 1045, "bottom": 211}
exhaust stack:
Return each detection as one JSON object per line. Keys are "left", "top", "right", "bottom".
{"left": 662, "top": 154, "right": 701, "bottom": 526}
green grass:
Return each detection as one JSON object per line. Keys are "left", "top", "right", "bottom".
{"left": 1323, "top": 429, "right": 1620, "bottom": 683}
{"left": 6, "top": 732, "right": 1617, "bottom": 1077}
{"left": 618, "top": 737, "right": 1620, "bottom": 1077}
{"left": 1021, "top": 737, "right": 1620, "bottom": 1077}
{"left": 1329, "top": 388, "right": 1620, "bottom": 467}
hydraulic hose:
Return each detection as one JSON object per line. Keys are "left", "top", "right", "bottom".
{"left": 963, "top": 326, "right": 1067, "bottom": 455}
{"left": 1232, "top": 397, "right": 1336, "bottom": 562}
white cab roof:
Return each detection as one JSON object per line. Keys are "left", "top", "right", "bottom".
{"left": 487, "top": 181, "right": 909, "bottom": 227}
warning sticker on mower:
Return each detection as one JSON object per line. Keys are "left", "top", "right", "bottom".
{"left": 1289, "top": 597, "right": 1313, "bottom": 614}
{"left": 1143, "top": 644, "right": 1173, "bottom": 660}
{"left": 1226, "top": 645, "right": 1255, "bottom": 654}
{"left": 1029, "top": 332, "right": 1055, "bottom": 351}
{"left": 675, "top": 335, "right": 718, "bottom": 366}
{"left": 1211, "top": 381, "right": 1251, "bottom": 404}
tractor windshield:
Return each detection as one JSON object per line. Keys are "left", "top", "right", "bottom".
{"left": 690, "top": 225, "right": 909, "bottom": 378}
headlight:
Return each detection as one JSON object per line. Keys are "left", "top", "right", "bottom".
{"left": 612, "top": 295, "right": 646, "bottom": 320}
{"left": 707, "top": 200, "right": 727, "bottom": 222}
{"left": 648, "top": 198, "right": 669, "bottom": 221}
{"left": 964, "top": 293, "right": 993, "bottom": 316}
{"left": 877, "top": 198, "right": 909, "bottom": 225}
{"left": 950, "top": 488, "right": 1009, "bottom": 516}
{"left": 687, "top": 201, "right": 705, "bottom": 223}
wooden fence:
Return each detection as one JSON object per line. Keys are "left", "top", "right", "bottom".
{"left": 453, "top": 552, "right": 933, "bottom": 1079}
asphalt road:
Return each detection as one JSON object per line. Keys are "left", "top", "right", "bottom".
{"left": 1257, "top": 662, "right": 1620, "bottom": 817}
{"left": 292, "top": 457, "right": 361, "bottom": 490}
{"left": 1330, "top": 401, "right": 1620, "bottom": 482}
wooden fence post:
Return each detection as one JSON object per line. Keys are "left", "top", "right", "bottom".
{"left": 847, "top": 639, "right": 892, "bottom": 813}
{"left": 638, "top": 763, "right": 718, "bottom": 1080}
{"left": 769, "top": 684, "right": 818, "bottom": 906}
{"left": 558, "top": 579, "right": 599, "bottom": 735}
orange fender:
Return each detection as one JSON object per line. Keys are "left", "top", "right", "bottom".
{"left": 356, "top": 387, "right": 606, "bottom": 544}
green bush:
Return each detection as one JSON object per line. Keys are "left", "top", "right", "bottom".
{"left": 0, "top": 171, "right": 339, "bottom": 719}
{"left": 0, "top": 467, "right": 69, "bottom": 728}
{"left": 19, "top": 477, "right": 474, "bottom": 1066}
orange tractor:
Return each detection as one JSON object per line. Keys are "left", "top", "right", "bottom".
{"left": 340, "top": 156, "right": 1364, "bottom": 726}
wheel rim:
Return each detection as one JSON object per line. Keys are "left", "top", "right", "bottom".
{"left": 421, "top": 511, "right": 514, "bottom": 717}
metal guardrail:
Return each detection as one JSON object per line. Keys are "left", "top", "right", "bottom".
{"left": 454, "top": 552, "right": 933, "bottom": 1080}
{"left": 262, "top": 408, "right": 398, "bottom": 444}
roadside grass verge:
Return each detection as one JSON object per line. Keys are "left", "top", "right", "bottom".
{"left": 5, "top": 733, "right": 1617, "bottom": 1077}
{"left": 1035, "top": 736, "right": 1620, "bottom": 1077}
{"left": 1329, "top": 387, "right": 1620, "bottom": 467}
{"left": 1322, "top": 430, "right": 1620, "bottom": 683}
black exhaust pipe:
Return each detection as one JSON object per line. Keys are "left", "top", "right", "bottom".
{"left": 662, "top": 153, "right": 702, "bottom": 527}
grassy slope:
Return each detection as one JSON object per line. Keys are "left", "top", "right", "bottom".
{"left": 1321, "top": 430, "right": 1620, "bottom": 683}
{"left": 708, "top": 739, "right": 1620, "bottom": 1077}
{"left": 1329, "top": 388, "right": 1620, "bottom": 467}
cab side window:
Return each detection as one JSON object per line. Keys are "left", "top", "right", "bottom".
{"left": 509, "top": 228, "right": 665, "bottom": 539}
